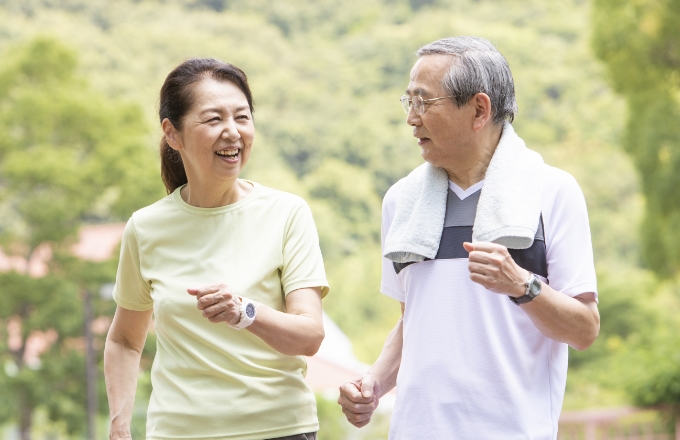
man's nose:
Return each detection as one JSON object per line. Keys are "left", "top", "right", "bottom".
{"left": 406, "top": 106, "right": 421, "bottom": 126}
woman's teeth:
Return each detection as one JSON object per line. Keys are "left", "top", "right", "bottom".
{"left": 216, "top": 149, "right": 239, "bottom": 158}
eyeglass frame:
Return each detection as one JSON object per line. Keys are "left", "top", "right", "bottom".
{"left": 400, "top": 94, "right": 455, "bottom": 115}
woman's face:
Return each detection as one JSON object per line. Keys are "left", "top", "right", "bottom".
{"left": 166, "top": 78, "right": 254, "bottom": 186}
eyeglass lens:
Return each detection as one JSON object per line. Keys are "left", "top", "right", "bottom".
{"left": 400, "top": 95, "right": 424, "bottom": 115}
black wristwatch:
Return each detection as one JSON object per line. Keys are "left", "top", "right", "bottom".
{"left": 509, "top": 273, "right": 542, "bottom": 305}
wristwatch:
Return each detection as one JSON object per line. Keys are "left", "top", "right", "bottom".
{"left": 229, "top": 296, "right": 257, "bottom": 330}
{"left": 509, "top": 272, "right": 542, "bottom": 306}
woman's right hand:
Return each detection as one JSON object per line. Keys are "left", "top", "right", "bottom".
{"left": 105, "top": 307, "right": 152, "bottom": 440}
{"left": 109, "top": 430, "right": 132, "bottom": 440}
{"left": 188, "top": 284, "right": 242, "bottom": 326}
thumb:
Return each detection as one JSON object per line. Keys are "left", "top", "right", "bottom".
{"left": 463, "top": 242, "right": 474, "bottom": 252}
{"left": 360, "top": 376, "right": 376, "bottom": 398}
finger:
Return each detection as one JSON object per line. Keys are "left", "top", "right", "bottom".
{"left": 196, "top": 294, "right": 221, "bottom": 311}
{"left": 360, "top": 376, "right": 376, "bottom": 399}
{"left": 353, "top": 418, "right": 371, "bottom": 428}
{"left": 208, "top": 312, "right": 230, "bottom": 323}
{"left": 464, "top": 241, "right": 504, "bottom": 253}
{"left": 341, "top": 406, "right": 374, "bottom": 426}
{"left": 187, "top": 285, "right": 222, "bottom": 297}
{"left": 467, "top": 251, "right": 495, "bottom": 265}
{"left": 468, "top": 261, "right": 491, "bottom": 274}
{"left": 337, "top": 394, "right": 377, "bottom": 413}
{"left": 202, "top": 303, "right": 227, "bottom": 318}
{"left": 469, "top": 272, "right": 493, "bottom": 288}
{"left": 339, "top": 380, "right": 372, "bottom": 404}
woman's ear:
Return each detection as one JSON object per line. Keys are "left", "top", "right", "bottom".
{"left": 162, "top": 118, "right": 182, "bottom": 150}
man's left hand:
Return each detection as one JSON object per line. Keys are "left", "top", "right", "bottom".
{"left": 463, "top": 241, "right": 529, "bottom": 298}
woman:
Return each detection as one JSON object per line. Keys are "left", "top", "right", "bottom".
{"left": 104, "top": 58, "right": 328, "bottom": 440}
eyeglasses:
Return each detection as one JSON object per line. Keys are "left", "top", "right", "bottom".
{"left": 400, "top": 95, "right": 454, "bottom": 115}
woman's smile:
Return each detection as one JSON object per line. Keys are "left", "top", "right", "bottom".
{"left": 215, "top": 148, "right": 241, "bottom": 163}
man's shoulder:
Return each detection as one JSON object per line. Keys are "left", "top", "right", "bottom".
{"left": 541, "top": 164, "right": 584, "bottom": 199}
{"left": 383, "top": 176, "right": 409, "bottom": 209}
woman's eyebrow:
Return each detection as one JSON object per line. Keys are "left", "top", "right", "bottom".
{"left": 199, "top": 105, "right": 250, "bottom": 115}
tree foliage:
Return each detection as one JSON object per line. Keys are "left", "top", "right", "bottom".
{"left": 0, "top": 37, "right": 162, "bottom": 436}
{"left": 593, "top": 0, "right": 680, "bottom": 277}
{"left": 0, "top": 0, "right": 677, "bottom": 434}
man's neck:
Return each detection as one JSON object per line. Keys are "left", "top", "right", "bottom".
{"left": 443, "top": 123, "right": 503, "bottom": 190}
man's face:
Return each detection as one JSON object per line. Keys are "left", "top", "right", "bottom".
{"left": 405, "top": 55, "right": 476, "bottom": 168}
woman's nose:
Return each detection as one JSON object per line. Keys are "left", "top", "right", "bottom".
{"left": 222, "top": 119, "right": 241, "bottom": 140}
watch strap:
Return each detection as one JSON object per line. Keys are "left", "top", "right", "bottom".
{"left": 509, "top": 273, "right": 541, "bottom": 306}
{"left": 229, "top": 296, "right": 257, "bottom": 330}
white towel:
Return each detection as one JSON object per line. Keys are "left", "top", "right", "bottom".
{"left": 383, "top": 162, "right": 449, "bottom": 263}
{"left": 383, "top": 122, "right": 544, "bottom": 263}
{"left": 472, "top": 122, "right": 544, "bottom": 249}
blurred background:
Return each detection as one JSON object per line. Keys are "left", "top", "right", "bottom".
{"left": 0, "top": 0, "right": 679, "bottom": 438}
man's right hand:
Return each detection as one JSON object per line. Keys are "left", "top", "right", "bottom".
{"left": 338, "top": 374, "right": 381, "bottom": 428}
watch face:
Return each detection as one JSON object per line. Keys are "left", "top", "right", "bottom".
{"left": 245, "top": 303, "right": 256, "bottom": 319}
{"left": 529, "top": 277, "right": 542, "bottom": 296}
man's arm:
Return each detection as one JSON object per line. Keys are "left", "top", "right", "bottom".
{"left": 338, "top": 302, "right": 404, "bottom": 428}
{"left": 464, "top": 241, "right": 599, "bottom": 350}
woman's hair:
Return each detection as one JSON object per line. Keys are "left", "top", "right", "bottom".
{"left": 158, "top": 58, "right": 254, "bottom": 194}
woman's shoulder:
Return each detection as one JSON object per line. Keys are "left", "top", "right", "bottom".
{"left": 251, "top": 182, "right": 310, "bottom": 210}
{"left": 129, "top": 193, "right": 177, "bottom": 224}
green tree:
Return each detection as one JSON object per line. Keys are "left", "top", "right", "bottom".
{"left": 592, "top": 0, "right": 680, "bottom": 419}
{"left": 0, "top": 37, "right": 162, "bottom": 438}
{"left": 592, "top": 0, "right": 680, "bottom": 277}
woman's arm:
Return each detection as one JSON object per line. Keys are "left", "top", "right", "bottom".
{"left": 248, "top": 287, "right": 324, "bottom": 356}
{"left": 104, "top": 306, "right": 153, "bottom": 440}
{"left": 188, "top": 285, "right": 324, "bottom": 356}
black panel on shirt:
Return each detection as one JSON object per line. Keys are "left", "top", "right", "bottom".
{"left": 391, "top": 188, "right": 548, "bottom": 278}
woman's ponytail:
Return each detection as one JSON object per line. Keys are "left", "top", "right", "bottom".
{"left": 159, "top": 138, "right": 187, "bottom": 194}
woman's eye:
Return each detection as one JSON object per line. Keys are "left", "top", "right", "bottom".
{"left": 236, "top": 114, "right": 250, "bottom": 120}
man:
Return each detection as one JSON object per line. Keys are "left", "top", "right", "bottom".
{"left": 337, "top": 36, "right": 600, "bottom": 439}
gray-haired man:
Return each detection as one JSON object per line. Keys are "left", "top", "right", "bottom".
{"left": 338, "top": 36, "right": 599, "bottom": 439}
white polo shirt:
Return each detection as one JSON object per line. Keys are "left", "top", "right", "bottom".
{"left": 381, "top": 165, "right": 597, "bottom": 440}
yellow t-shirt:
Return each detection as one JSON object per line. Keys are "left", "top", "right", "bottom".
{"left": 113, "top": 182, "right": 329, "bottom": 440}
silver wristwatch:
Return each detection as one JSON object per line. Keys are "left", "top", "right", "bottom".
{"left": 509, "top": 273, "right": 542, "bottom": 306}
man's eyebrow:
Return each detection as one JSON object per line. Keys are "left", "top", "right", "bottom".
{"left": 405, "top": 87, "right": 426, "bottom": 96}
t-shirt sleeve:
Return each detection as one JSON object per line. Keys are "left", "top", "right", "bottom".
{"left": 112, "top": 217, "right": 153, "bottom": 311}
{"left": 281, "top": 200, "right": 330, "bottom": 298}
{"left": 544, "top": 170, "right": 598, "bottom": 300}
{"left": 380, "top": 183, "right": 406, "bottom": 302}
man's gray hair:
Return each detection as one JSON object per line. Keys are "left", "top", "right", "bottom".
{"left": 416, "top": 36, "right": 518, "bottom": 124}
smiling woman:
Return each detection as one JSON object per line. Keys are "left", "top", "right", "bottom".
{"left": 103, "top": 59, "right": 328, "bottom": 440}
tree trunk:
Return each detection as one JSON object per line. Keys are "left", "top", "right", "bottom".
{"left": 84, "top": 289, "right": 97, "bottom": 440}
{"left": 19, "top": 390, "right": 32, "bottom": 440}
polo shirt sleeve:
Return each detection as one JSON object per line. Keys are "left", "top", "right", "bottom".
{"left": 381, "top": 183, "right": 406, "bottom": 302}
{"left": 281, "top": 200, "right": 330, "bottom": 298}
{"left": 112, "top": 217, "right": 153, "bottom": 311}
{"left": 543, "top": 169, "right": 598, "bottom": 300}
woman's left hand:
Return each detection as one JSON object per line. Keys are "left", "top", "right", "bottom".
{"left": 187, "top": 284, "right": 241, "bottom": 325}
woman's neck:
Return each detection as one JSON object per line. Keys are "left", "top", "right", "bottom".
{"left": 180, "top": 178, "right": 253, "bottom": 208}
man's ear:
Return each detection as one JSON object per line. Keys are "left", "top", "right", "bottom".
{"left": 471, "top": 93, "right": 493, "bottom": 131}
{"left": 161, "top": 118, "right": 182, "bottom": 150}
